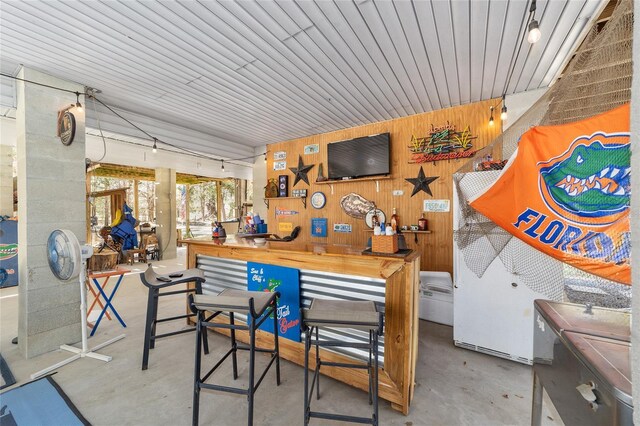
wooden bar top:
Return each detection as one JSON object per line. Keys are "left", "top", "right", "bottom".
{"left": 180, "top": 236, "right": 420, "bottom": 262}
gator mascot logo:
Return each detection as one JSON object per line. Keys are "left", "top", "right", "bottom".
{"left": 538, "top": 132, "right": 630, "bottom": 226}
{"left": 0, "top": 244, "right": 18, "bottom": 260}
{"left": 470, "top": 104, "right": 631, "bottom": 285}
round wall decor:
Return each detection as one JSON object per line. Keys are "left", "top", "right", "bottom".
{"left": 57, "top": 110, "right": 76, "bottom": 146}
{"left": 310, "top": 191, "right": 326, "bottom": 209}
{"left": 365, "top": 208, "right": 386, "bottom": 229}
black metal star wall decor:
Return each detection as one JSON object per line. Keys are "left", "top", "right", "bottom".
{"left": 289, "top": 155, "right": 314, "bottom": 186}
{"left": 405, "top": 166, "right": 439, "bottom": 197}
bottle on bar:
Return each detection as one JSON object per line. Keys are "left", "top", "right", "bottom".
{"left": 418, "top": 213, "right": 428, "bottom": 231}
{"left": 390, "top": 208, "right": 399, "bottom": 233}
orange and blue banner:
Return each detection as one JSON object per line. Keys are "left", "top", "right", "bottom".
{"left": 470, "top": 104, "right": 631, "bottom": 285}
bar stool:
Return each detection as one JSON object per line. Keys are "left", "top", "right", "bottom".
{"left": 302, "top": 299, "right": 384, "bottom": 426}
{"left": 191, "top": 289, "right": 281, "bottom": 426}
{"left": 139, "top": 264, "right": 209, "bottom": 370}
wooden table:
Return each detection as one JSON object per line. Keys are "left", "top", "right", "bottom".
{"left": 182, "top": 237, "right": 420, "bottom": 415}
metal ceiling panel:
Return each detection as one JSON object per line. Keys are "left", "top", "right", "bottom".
{"left": 0, "top": 0, "right": 606, "bottom": 157}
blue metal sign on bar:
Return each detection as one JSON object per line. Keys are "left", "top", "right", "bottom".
{"left": 247, "top": 262, "right": 301, "bottom": 342}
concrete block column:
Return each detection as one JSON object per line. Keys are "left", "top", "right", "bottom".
{"left": 16, "top": 68, "right": 86, "bottom": 358}
{"left": 155, "top": 167, "right": 176, "bottom": 260}
{"left": 0, "top": 144, "right": 14, "bottom": 216}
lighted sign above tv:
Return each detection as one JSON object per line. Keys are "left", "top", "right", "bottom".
{"left": 327, "top": 133, "right": 391, "bottom": 180}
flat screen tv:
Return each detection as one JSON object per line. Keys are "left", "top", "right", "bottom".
{"left": 327, "top": 133, "right": 391, "bottom": 180}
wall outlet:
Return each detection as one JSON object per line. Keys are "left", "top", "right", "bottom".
{"left": 392, "top": 190, "right": 404, "bottom": 196}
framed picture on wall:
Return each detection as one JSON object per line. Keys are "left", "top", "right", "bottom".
{"left": 311, "top": 218, "right": 327, "bottom": 237}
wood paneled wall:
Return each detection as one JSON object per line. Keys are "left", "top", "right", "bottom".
{"left": 266, "top": 99, "right": 501, "bottom": 275}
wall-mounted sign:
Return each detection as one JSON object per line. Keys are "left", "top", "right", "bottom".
{"left": 278, "top": 175, "right": 288, "bottom": 197}
{"left": 279, "top": 222, "right": 293, "bottom": 232}
{"left": 274, "top": 151, "right": 287, "bottom": 160}
{"left": 292, "top": 189, "right": 307, "bottom": 198}
{"left": 311, "top": 218, "right": 327, "bottom": 237}
{"left": 273, "top": 161, "right": 287, "bottom": 171}
{"left": 247, "top": 262, "right": 300, "bottom": 342}
{"left": 423, "top": 199, "right": 450, "bottom": 212}
{"left": 408, "top": 122, "right": 478, "bottom": 163}
{"left": 333, "top": 223, "right": 352, "bottom": 233}
{"left": 304, "top": 144, "right": 319, "bottom": 155}
{"left": 57, "top": 109, "right": 76, "bottom": 146}
{"left": 275, "top": 208, "right": 299, "bottom": 218}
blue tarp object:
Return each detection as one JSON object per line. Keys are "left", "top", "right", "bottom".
{"left": 110, "top": 203, "right": 138, "bottom": 250}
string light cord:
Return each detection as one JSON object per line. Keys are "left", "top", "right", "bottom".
{"left": 489, "top": 0, "right": 538, "bottom": 125}
{"left": 0, "top": 72, "right": 267, "bottom": 166}
{"left": 89, "top": 95, "right": 265, "bottom": 166}
{"left": 89, "top": 95, "right": 107, "bottom": 162}
{"left": 502, "top": 6, "right": 536, "bottom": 97}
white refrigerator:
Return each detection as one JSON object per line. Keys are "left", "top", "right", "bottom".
{"left": 452, "top": 174, "right": 562, "bottom": 365}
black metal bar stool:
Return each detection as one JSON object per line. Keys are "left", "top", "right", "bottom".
{"left": 139, "top": 264, "right": 209, "bottom": 370}
{"left": 303, "top": 299, "right": 384, "bottom": 426}
{"left": 191, "top": 289, "right": 281, "bottom": 426}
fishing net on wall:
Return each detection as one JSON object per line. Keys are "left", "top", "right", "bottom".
{"left": 453, "top": 0, "right": 633, "bottom": 307}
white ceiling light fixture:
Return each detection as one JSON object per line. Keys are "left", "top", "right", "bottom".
{"left": 528, "top": 0, "right": 542, "bottom": 44}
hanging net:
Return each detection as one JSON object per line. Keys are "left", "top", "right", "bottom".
{"left": 453, "top": 0, "right": 633, "bottom": 308}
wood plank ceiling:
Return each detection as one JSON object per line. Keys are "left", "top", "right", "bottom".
{"left": 0, "top": 0, "right": 605, "bottom": 159}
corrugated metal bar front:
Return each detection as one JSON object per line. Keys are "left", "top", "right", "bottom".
{"left": 196, "top": 254, "right": 386, "bottom": 366}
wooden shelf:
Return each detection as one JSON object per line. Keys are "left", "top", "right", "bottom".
{"left": 316, "top": 175, "right": 392, "bottom": 185}
{"left": 363, "top": 230, "right": 432, "bottom": 234}
{"left": 264, "top": 196, "right": 306, "bottom": 209}
{"left": 364, "top": 229, "right": 431, "bottom": 244}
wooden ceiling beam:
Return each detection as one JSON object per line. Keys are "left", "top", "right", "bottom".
{"left": 89, "top": 162, "right": 227, "bottom": 185}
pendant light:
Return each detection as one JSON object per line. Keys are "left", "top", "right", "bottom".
{"left": 75, "top": 91, "right": 83, "bottom": 112}
{"left": 152, "top": 138, "right": 158, "bottom": 154}
{"left": 489, "top": 106, "right": 495, "bottom": 126}
{"left": 500, "top": 95, "right": 508, "bottom": 121}
{"left": 528, "top": 0, "right": 541, "bottom": 44}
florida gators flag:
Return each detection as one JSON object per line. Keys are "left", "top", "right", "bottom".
{"left": 470, "top": 104, "right": 631, "bottom": 285}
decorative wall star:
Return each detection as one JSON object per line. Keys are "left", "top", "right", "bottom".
{"left": 289, "top": 155, "right": 314, "bottom": 187}
{"left": 405, "top": 166, "right": 438, "bottom": 197}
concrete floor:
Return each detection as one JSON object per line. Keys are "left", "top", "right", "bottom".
{"left": 0, "top": 249, "right": 561, "bottom": 425}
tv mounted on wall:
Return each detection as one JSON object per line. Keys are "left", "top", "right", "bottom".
{"left": 327, "top": 133, "right": 391, "bottom": 180}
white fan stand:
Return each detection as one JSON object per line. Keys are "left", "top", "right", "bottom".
{"left": 31, "top": 230, "right": 126, "bottom": 380}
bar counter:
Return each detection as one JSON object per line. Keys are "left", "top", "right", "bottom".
{"left": 182, "top": 236, "right": 420, "bottom": 414}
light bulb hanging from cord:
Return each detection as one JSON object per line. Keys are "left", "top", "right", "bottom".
{"left": 221, "top": 160, "right": 225, "bottom": 172}
{"left": 528, "top": 20, "right": 541, "bottom": 43}
{"left": 264, "top": 152, "right": 267, "bottom": 163}
{"left": 75, "top": 91, "right": 83, "bottom": 112}
{"left": 152, "top": 138, "right": 158, "bottom": 154}
{"left": 489, "top": 106, "right": 494, "bottom": 126}
{"left": 527, "top": 0, "right": 541, "bottom": 44}
{"left": 500, "top": 94, "right": 508, "bottom": 121}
